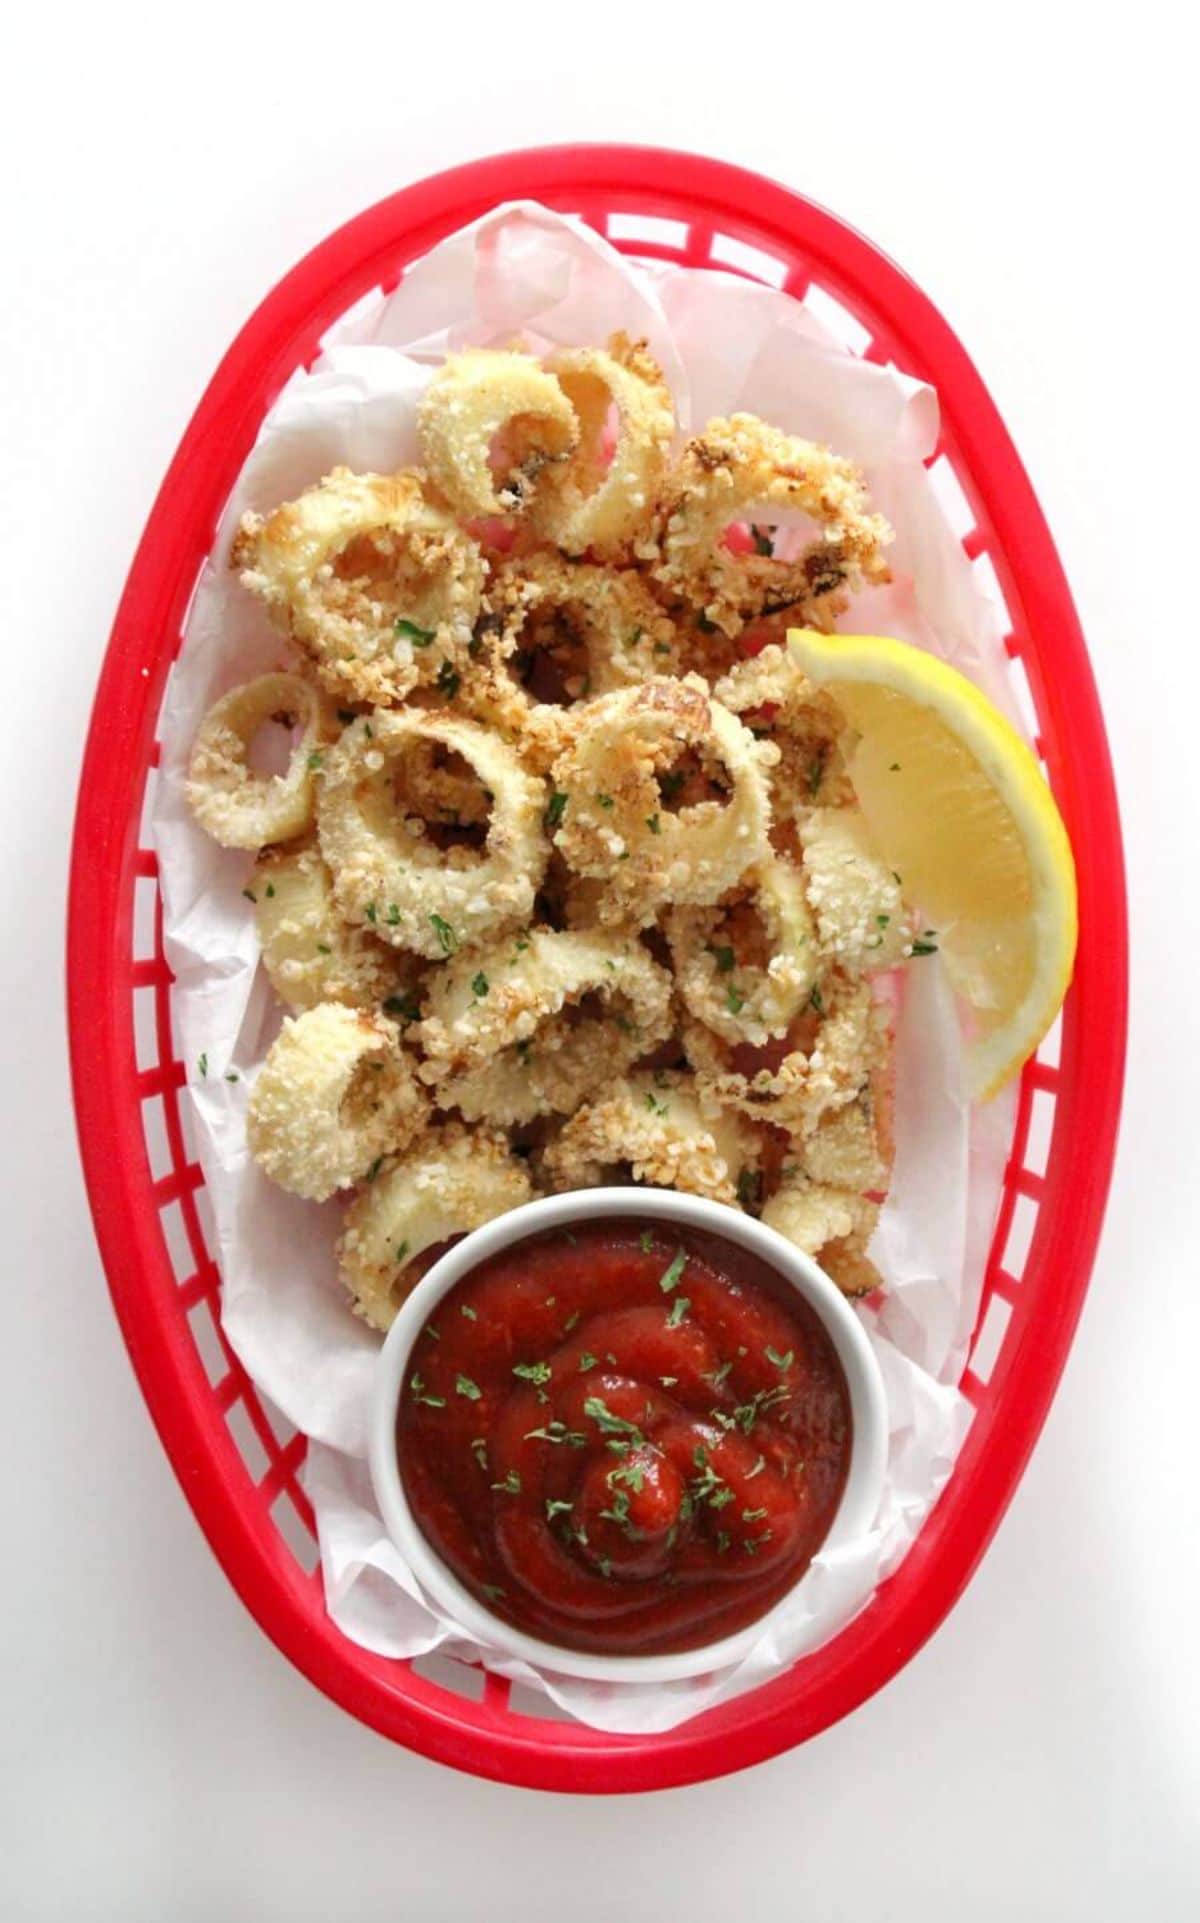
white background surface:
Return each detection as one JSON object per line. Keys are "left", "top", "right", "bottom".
{"left": 3, "top": 4, "right": 1196, "bottom": 1917}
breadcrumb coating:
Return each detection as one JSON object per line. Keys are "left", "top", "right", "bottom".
{"left": 541, "top": 1070, "right": 760, "bottom": 1206}
{"left": 337, "top": 1121, "right": 537, "bottom": 1330}
{"left": 418, "top": 349, "right": 578, "bottom": 518}
{"left": 531, "top": 334, "right": 675, "bottom": 561}
{"left": 648, "top": 415, "right": 891, "bottom": 636}
{"left": 246, "top": 1004, "right": 429, "bottom": 1201}
{"left": 253, "top": 840, "right": 423, "bottom": 1014}
{"left": 317, "top": 709, "right": 548, "bottom": 958}
{"left": 417, "top": 926, "right": 674, "bottom": 1124}
{"left": 187, "top": 672, "right": 336, "bottom": 851}
{"left": 233, "top": 468, "right": 485, "bottom": 708}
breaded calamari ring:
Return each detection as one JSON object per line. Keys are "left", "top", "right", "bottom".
{"left": 232, "top": 468, "right": 485, "bottom": 707}
{"left": 665, "top": 858, "right": 817, "bottom": 1047}
{"left": 683, "top": 971, "right": 885, "bottom": 1136}
{"left": 246, "top": 1004, "right": 429, "bottom": 1201}
{"left": 714, "top": 642, "right": 855, "bottom": 818}
{"left": 531, "top": 334, "right": 675, "bottom": 560}
{"left": 797, "top": 807, "right": 911, "bottom": 975}
{"left": 800, "top": 1096, "right": 891, "bottom": 1195}
{"left": 317, "top": 710, "right": 548, "bottom": 959}
{"left": 337, "top": 1122, "right": 536, "bottom": 1331}
{"left": 548, "top": 677, "right": 775, "bottom": 925}
{"left": 417, "top": 349, "right": 578, "bottom": 518}
{"left": 651, "top": 415, "right": 891, "bottom": 636}
{"left": 187, "top": 672, "right": 335, "bottom": 851}
{"left": 540, "top": 1070, "right": 761, "bottom": 1206}
{"left": 252, "top": 840, "right": 423, "bottom": 1016}
{"left": 462, "top": 555, "right": 684, "bottom": 770}
{"left": 761, "top": 1176, "right": 882, "bottom": 1297}
{"left": 417, "top": 927, "right": 674, "bottom": 1125}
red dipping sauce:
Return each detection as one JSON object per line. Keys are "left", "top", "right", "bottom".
{"left": 396, "top": 1220, "right": 853, "bottom": 1656}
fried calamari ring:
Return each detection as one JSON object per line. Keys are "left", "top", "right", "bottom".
{"left": 531, "top": 334, "right": 675, "bottom": 560}
{"left": 317, "top": 710, "right": 547, "bottom": 959}
{"left": 337, "top": 1122, "right": 536, "bottom": 1331}
{"left": 652, "top": 415, "right": 891, "bottom": 636}
{"left": 683, "top": 971, "right": 885, "bottom": 1136}
{"left": 417, "top": 349, "right": 578, "bottom": 519}
{"left": 253, "top": 840, "right": 423, "bottom": 1015}
{"left": 232, "top": 468, "right": 484, "bottom": 707}
{"left": 549, "top": 677, "right": 775, "bottom": 925}
{"left": 246, "top": 1004, "right": 429, "bottom": 1201}
{"left": 801, "top": 1096, "right": 891, "bottom": 1195}
{"left": 462, "top": 555, "right": 683, "bottom": 770}
{"left": 665, "top": 858, "right": 817, "bottom": 1048}
{"left": 187, "top": 672, "right": 335, "bottom": 851}
{"left": 714, "top": 642, "right": 856, "bottom": 818}
{"left": 797, "top": 807, "right": 911, "bottom": 975}
{"left": 417, "top": 927, "right": 674, "bottom": 1125}
{"left": 761, "top": 1176, "right": 883, "bottom": 1297}
{"left": 540, "top": 1070, "right": 761, "bottom": 1206}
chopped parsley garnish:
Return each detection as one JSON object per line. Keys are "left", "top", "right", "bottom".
{"left": 725, "top": 982, "right": 746, "bottom": 1015}
{"left": 241, "top": 887, "right": 257, "bottom": 903}
{"left": 765, "top": 1345, "right": 794, "bottom": 1371}
{"left": 513, "top": 1360, "right": 552, "bottom": 1386}
{"left": 876, "top": 913, "right": 890, "bottom": 927}
{"left": 639, "top": 1229, "right": 654, "bottom": 1254}
{"left": 306, "top": 752, "right": 323, "bottom": 772}
{"left": 742, "top": 1506, "right": 768, "bottom": 1523}
{"left": 562, "top": 1310, "right": 581, "bottom": 1334}
{"left": 659, "top": 1249, "right": 687, "bottom": 1293}
{"left": 716, "top": 1531, "right": 731, "bottom": 1554}
{"left": 460, "top": 1303, "right": 476, "bottom": 1320}
{"left": 224, "top": 1069, "right": 239, "bottom": 1083}
{"left": 523, "top": 1421, "right": 587, "bottom": 1446}
{"left": 808, "top": 982, "right": 825, "bottom": 1014}
{"left": 365, "top": 902, "right": 377, "bottom": 924}
{"left": 264, "top": 882, "right": 275, "bottom": 898}
{"left": 471, "top": 971, "right": 489, "bottom": 999}
{"left": 422, "top": 1322, "right": 440, "bottom": 1341}
{"left": 659, "top": 1375, "right": 678, "bottom": 1388}
{"left": 385, "top": 902, "right": 401, "bottom": 926}
{"left": 645, "top": 1089, "right": 669, "bottom": 1117}
{"left": 545, "top": 790, "right": 568, "bottom": 830}
{"left": 429, "top": 912, "right": 458, "bottom": 955}
{"left": 383, "top": 991, "right": 421, "bottom": 1024}
{"left": 491, "top": 1470, "right": 521, "bottom": 1494}
{"left": 395, "top": 617, "right": 436, "bottom": 646}
{"left": 889, "top": 761, "right": 901, "bottom": 772}
{"left": 712, "top": 944, "right": 735, "bottom": 973}
{"left": 455, "top": 1373, "right": 482, "bottom": 1401}
{"left": 610, "top": 1461, "right": 646, "bottom": 1495}
{"left": 696, "top": 612, "right": 719, "bottom": 634}
{"left": 409, "top": 1374, "right": 446, "bottom": 1409}
{"left": 481, "top": 1582, "right": 506, "bottom": 1601}
{"left": 598, "top": 794, "right": 614, "bottom": 810}
{"left": 583, "top": 1396, "right": 643, "bottom": 1441}
{"left": 746, "top": 1455, "right": 766, "bottom": 1480}
{"left": 645, "top": 813, "right": 661, "bottom": 835}
{"left": 659, "top": 768, "right": 686, "bottom": 802}
{"left": 365, "top": 1155, "right": 383, "bottom": 1184}
{"left": 807, "top": 748, "right": 827, "bottom": 798}
{"left": 197, "top": 1053, "right": 208, "bottom": 1078}
{"left": 545, "top": 1498, "right": 574, "bottom": 1521}
{"left": 315, "top": 942, "right": 332, "bottom": 955}
{"left": 707, "top": 1359, "right": 733, "bottom": 1389}
{"left": 578, "top": 1352, "right": 599, "bottom": 1373}
{"left": 750, "top": 523, "right": 774, "bottom": 557}
{"left": 395, "top": 1240, "right": 410, "bottom": 1265}
{"left": 911, "top": 934, "right": 939, "bottom": 956}
{"left": 436, "top": 658, "right": 461, "bottom": 698}
{"left": 736, "top": 1167, "right": 762, "bottom": 1209}
{"left": 470, "top": 1437, "right": 488, "bottom": 1470}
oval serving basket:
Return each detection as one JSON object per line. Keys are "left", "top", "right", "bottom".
{"left": 67, "top": 146, "right": 1126, "bottom": 1793}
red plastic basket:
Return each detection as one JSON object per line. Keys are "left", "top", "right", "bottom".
{"left": 67, "top": 146, "right": 1126, "bottom": 1793}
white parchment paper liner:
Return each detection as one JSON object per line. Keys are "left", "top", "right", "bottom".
{"left": 155, "top": 204, "right": 1018, "bottom": 1733}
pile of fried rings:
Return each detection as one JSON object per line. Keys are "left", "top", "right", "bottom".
{"left": 186, "top": 333, "right": 919, "bottom": 1332}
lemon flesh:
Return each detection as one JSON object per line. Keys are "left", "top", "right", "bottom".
{"left": 788, "top": 628, "right": 1077, "bottom": 1100}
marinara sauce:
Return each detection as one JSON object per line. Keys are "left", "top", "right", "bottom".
{"left": 397, "top": 1220, "right": 852, "bottom": 1656}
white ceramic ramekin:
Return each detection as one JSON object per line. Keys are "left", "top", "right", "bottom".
{"left": 368, "top": 1187, "right": 887, "bottom": 1684}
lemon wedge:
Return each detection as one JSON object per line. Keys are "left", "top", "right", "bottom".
{"left": 788, "top": 628, "right": 1077, "bottom": 1100}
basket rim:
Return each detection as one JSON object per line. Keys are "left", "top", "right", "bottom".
{"left": 66, "top": 143, "right": 1127, "bottom": 1793}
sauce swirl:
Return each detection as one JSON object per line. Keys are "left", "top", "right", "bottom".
{"left": 397, "top": 1221, "right": 852, "bottom": 1656}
